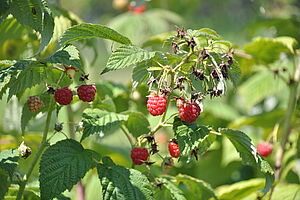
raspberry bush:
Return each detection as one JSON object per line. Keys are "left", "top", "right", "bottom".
{"left": 0, "top": 1, "right": 299, "bottom": 200}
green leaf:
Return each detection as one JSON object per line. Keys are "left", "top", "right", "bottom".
{"left": 39, "top": 139, "right": 100, "bottom": 200}
{"left": 194, "top": 28, "right": 220, "bottom": 39}
{"left": 7, "top": 64, "right": 47, "bottom": 101}
{"left": 59, "top": 23, "right": 131, "bottom": 47}
{"left": 101, "top": 45, "right": 156, "bottom": 74}
{"left": 0, "top": 60, "right": 28, "bottom": 99}
{"left": 238, "top": 70, "right": 286, "bottom": 109}
{"left": 8, "top": 0, "right": 54, "bottom": 55}
{"left": 97, "top": 157, "right": 153, "bottom": 200}
{"left": 173, "top": 117, "right": 216, "bottom": 161}
{"left": 0, "top": 170, "right": 9, "bottom": 200}
{"left": 132, "top": 61, "right": 151, "bottom": 90}
{"left": 216, "top": 178, "right": 265, "bottom": 200}
{"left": 157, "top": 177, "right": 186, "bottom": 200}
{"left": 81, "top": 108, "right": 128, "bottom": 141}
{"left": 244, "top": 37, "right": 292, "bottom": 65}
{"left": 0, "top": 149, "right": 19, "bottom": 177}
{"left": 220, "top": 129, "right": 274, "bottom": 195}
{"left": 125, "top": 112, "right": 150, "bottom": 137}
{"left": 43, "top": 45, "right": 83, "bottom": 71}
{"left": 271, "top": 183, "right": 300, "bottom": 200}
{"left": 175, "top": 174, "right": 217, "bottom": 200}
{"left": 228, "top": 61, "right": 241, "bottom": 88}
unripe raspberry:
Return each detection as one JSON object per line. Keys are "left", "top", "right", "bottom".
{"left": 147, "top": 91, "right": 167, "bottom": 116}
{"left": 257, "top": 141, "right": 273, "bottom": 157}
{"left": 178, "top": 101, "right": 201, "bottom": 123}
{"left": 77, "top": 84, "right": 97, "bottom": 102}
{"left": 130, "top": 147, "right": 149, "bottom": 165}
{"left": 54, "top": 87, "right": 73, "bottom": 105}
{"left": 27, "top": 96, "right": 43, "bottom": 112}
{"left": 168, "top": 140, "right": 180, "bottom": 158}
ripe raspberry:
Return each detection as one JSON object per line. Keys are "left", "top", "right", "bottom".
{"left": 178, "top": 101, "right": 201, "bottom": 123}
{"left": 147, "top": 92, "right": 167, "bottom": 116}
{"left": 130, "top": 147, "right": 149, "bottom": 165}
{"left": 168, "top": 140, "right": 180, "bottom": 158}
{"left": 54, "top": 87, "right": 73, "bottom": 105}
{"left": 77, "top": 85, "right": 96, "bottom": 102}
{"left": 257, "top": 141, "right": 273, "bottom": 157}
{"left": 27, "top": 96, "right": 43, "bottom": 112}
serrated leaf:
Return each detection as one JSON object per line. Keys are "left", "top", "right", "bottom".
{"left": 220, "top": 129, "right": 274, "bottom": 195}
{"left": 81, "top": 108, "right": 128, "bottom": 141}
{"left": 125, "top": 112, "right": 150, "bottom": 137}
{"left": 8, "top": 0, "right": 54, "bottom": 55}
{"left": 39, "top": 139, "right": 100, "bottom": 200}
{"left": 7, "top": 64, "right": 47, "bottom": 101}
{"left": 0, "top": 149, "right": 19, "bottom": 177}
{"left": 0, "top": 60, "right": 28, "bottom": 99}
{"left": 175, "top": 174, "right": 217, "bottom": 200}
{"left": 59, "top": 23, "right": 131, "bottom": 47}
{"left": 43, "top": 45, "right": 83, "bottom": 71}
{"left": 173, "top": 117, "right": 215, "bottom": 161}
{"left": 97, "top": 157, "right": 153, "bottom": 200}
{"left": 101, "top": 45, "right": 156, "bottom": 74}
{"left": 132, "top": 59, "right": 158, "bottom": 90}
{"left": 157, "top": 177, "right": 186, "bottom": 200}
{"left": 216, "top": 178, "right": 265, "bottom": 200}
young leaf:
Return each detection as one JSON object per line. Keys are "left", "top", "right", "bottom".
{"left": 101, "top": 45, "right": 156, "bottom": 74}
{"left": 194, "top": 28, "right": 220, "bottom": 40}
{"left": 97, "top": 157, "right": 154, "bottom": 200}
{"left": 157, "top": 177, "right": 186, "bottom": 200}
{"left": 59, "top": 23, "right": 131, "bottom": 47}
{"left": 81, "top": 108, "right": 128, "bottom": 141}
{"left": 175, "top": 174, "right": 217, "bottom": 200}
{"left": 0, "top": 149, "right": 19, "bottom": 177}
{"left": 43, "top": 45, "right": 83, "bottom": 71}
{"left": 125, "top": 112, "right": 150, "bottom": 137}
{"left": 220, "top": 129, "right": 274, "bottom": 195}
{"left": 39, "top": 139, "right": 100, "bottom": 200}
{"left": 173, "top": 117, "right": 216, "bottom": 160}
{"left": 270, "top": 183, "right": 300, "bottom": 200}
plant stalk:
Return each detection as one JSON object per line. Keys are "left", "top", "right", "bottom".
{"left": 16, "top": 98, "right": 54, "bottom": 200}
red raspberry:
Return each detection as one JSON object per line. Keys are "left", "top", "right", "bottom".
{"left": 54, "top": 87, "right": 73, "bottom": 105}
{"left": 168, "top": 140, "right": 180, "bottom": 158}
{"left": 147, "top": 92, "right": 167, "bottom": 116}
{"left": 177, "top": 100, "right": 201, "bottom": 123}
{"left": 257, "top": 141, "right": 273, "bottom": 157}
{"left": 77, "top": 85, "right": 96, "bottom": 102}
{"left": 27, "top": 96, "right": 43, "bottom": 112}
{"left": 130, "top": 147, "right": 149, "bottom": 165}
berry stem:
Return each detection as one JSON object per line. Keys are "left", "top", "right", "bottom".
{"left": 150, "top": 71, "right": 175, "bottom": 136}
{"left": 16, "top": 98, "right": 55, "bottom": 200}
{"left": 269, "top": 54, "right": 300, "bottom": 199}
{"left": 120, "top": 125, "right": 135, "bottom": 147}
